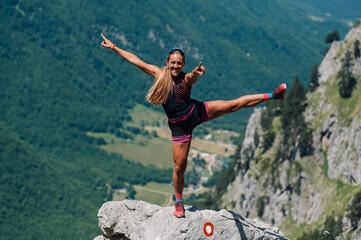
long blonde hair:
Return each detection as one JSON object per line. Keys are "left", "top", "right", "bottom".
{"left": 146, "top": 50, "right": 185, "bottom": 105}
{"left": 145, "top": 66, "right": 173, "bottom": 105}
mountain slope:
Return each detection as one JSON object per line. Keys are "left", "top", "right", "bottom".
{"left": 290, "top": 0, "right": 361, "bottom": 20}
{"left": 220, "top": 26, "right": 361, "bottom": 239}
{"left": 0, "top": 124, "right": 102, "bottom": 239}
{"left": 0, "top": 0, "right": 348, "bottom": 133}
{"left": 0, "top": 0, "right": 352, "bottom": 239}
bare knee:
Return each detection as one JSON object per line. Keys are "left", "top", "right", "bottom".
{"left": 230, "top": 102, "right": 240, "bottom": 112}
{"left": 172, "top": 142, "right": 190, "bottom": 176}
{"left": 174, "top": 160, "right": 187, "bottom": 176}
{"left": 225, "top": 101, "right": 240, "bottom": 113}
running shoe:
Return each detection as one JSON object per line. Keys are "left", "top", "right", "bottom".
{"left": 174, "top": 201, "right": 185, "bottom": 218}
{"left": 272, "top": 83, "right": 287, "bottom": 100}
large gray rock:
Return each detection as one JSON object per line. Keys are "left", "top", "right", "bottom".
{"left": 94, "top": 200, "right": 288, "bottom": 240}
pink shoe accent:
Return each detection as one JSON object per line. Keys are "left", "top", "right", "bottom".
{"left": 174, "top": 202, "right": 185, "bottom": 218}
{"left": 272, "top": 83, "right": 287, "bottom": 100}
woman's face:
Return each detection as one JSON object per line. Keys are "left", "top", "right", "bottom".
{"left": 167, "top": 53, "right": 185, "bottom": 77}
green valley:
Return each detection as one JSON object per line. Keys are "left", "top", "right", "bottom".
{"left": 87, "top": 104, "right": 238, "bottom": 207}
{"left": 0, "top": 0, "right": 356, "bottom": 239}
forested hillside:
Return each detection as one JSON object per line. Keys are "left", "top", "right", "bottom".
{"left": 0, "top": 122, "right": 172, "bottom": 240}
{"left": 0, "top": 124, "right": 102, "bottom": 239}
{"left": 290, "top": 0, "right": 361, "bottom": 20}
{"left": 0, "top": 0, "right": 352, "bottom": 239}
{"left": 1, "top": 0, "right": 348, "bottom": 131}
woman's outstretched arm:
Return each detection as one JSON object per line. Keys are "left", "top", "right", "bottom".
{"left": 101, "top": 33, "right": 161, "bottom": 78}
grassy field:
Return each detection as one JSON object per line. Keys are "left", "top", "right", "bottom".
{"left": 101, "top": 136, "right": 174, "bottom": 168}
{"left": 128, "top": 104, "right": 168, "bottom": 127}
{"left": 191, "top": 139, "right": 234, "bottom": 157}
{"left": 112, "top": 182, "right": 174, "bottom": 207}
{"left": 144, "top": 126, "right": 171, "bottom": 139}
{"left": 208, "top": 129, "right": 240, "bottom": 144}
{"left": 113, "top": 190, "right": 127, "bottom": 201}
{"left": 133, "top": 182, "right": 173, "bottom": 206}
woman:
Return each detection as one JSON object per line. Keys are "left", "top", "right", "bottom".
{"left": 100, "top": 33, "right": 286, "bottom": 218}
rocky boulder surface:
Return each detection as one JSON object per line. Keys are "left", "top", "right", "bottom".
{"left": 93, "top": 200, "right": 288, "bottom": 240}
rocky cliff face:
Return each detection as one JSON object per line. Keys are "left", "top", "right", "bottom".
{"left": 93, "top": 200, "right": 288, "bottom": 240}
{"left": 305, "top": 26, "right": 361, "bottom": 185}
{"left": 222, "top": 26, "right": 361, "bottom": 239}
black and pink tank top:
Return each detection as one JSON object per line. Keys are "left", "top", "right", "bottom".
{"left": 162, "top": 71, "right": 196, "bottom": 119}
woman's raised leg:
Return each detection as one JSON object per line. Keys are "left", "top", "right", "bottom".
{"left": 207, "top": 83, "right": 286, "bottom": 121}
{"left": 207, "top": 94, "right": 265, "bottom": 120}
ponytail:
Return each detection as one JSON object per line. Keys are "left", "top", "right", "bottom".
{"left": 146, "top": 66, "right": 173, "bottom": 105}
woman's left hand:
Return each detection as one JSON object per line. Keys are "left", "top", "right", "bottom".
{"left": 192, "top": 62, "right": 206, "bottom": 76}
{"left": 100, "top": 33, "right": 115, "bottom": 49}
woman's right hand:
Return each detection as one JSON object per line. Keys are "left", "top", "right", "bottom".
{"left": 100, "top": 33, "right": 114, "bottom": 49}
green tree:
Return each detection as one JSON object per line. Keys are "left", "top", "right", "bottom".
{"left": 298, "top": 124, "right": 314, "bottom": 157}
{"left": 323, "top": 215, "right": 343, "bottom": 239}
{"left": 354, "top": 40, "right": 360, "bottom": 58}
{"left": 323, "top": 45, "right": 330, "bottom": 56}
{"left": 260, "top": 101, "right": 282, "bottom": 152}
{"left": 347, "top": 191, "right": 361, "bottom": 229}
{"left": 254, "top": 130, "right": 260, "bottom": 147}
{"left": 151, "top": 130, "right": 158, "bottom": 138}
{"left": 262, "top": 130, "right": 275, "bottom": 153}
{"left": 297, "top": 214, "right": 342, "bottom": 240}
{"left": 339, "top": 74, "right": 357, "bottom": 98}
{"left": 296, "top": 229, "right": 322, "bottom": 240}
{"left": 338, "top": 51, "right": 357, "bottom": 98}
{"left": 281, "top": 75, "right": 313, "bottom": 158}
{"left": 256, "top": 195, "right": 269, "bottom": 217}
{"left": 324, "top": 30, "right": 340, "bottom": 44}
{"left": 308, "top": 63, "right": 319, "bottom": 92}
{"left": 281, "top": 75, "right": 306, "bottom": 132}
{"left": 353, "top": 19, "right": 361, "bottom": 28}
{"left": 126, "top": 185, "right": 136, "bottom": 199}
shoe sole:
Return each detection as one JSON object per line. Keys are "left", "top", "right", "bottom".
{"left": 174, "top": 213, "right": 185, "bottom": 218}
